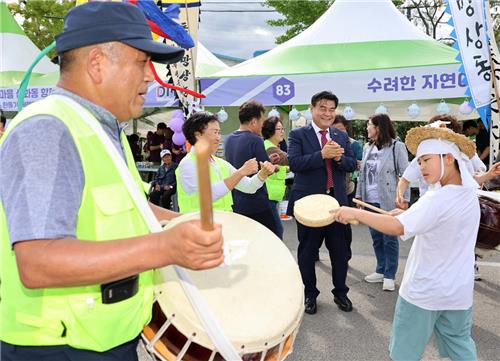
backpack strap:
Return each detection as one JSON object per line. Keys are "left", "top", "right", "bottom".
{"left": 392, "top": 140, "right": 401, "bottom": 178}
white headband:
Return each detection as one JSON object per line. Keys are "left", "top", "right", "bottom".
{"left": 416, "top": 138, "right": 478, "bottom": 189}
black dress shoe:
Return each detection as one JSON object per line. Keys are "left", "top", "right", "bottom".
{"left": 334, "top": 295, "right": 353, "bottom": 312}
{"left": 304, "top": 297, "right": 317, "bottom": 314}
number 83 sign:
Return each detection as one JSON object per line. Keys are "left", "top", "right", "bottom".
{"left": 272, "top": 77, "right": 295, "bottom": 103}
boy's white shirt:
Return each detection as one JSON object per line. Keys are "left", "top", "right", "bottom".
{"left": 396, "top": 185, "right": 480, "bottom": 310}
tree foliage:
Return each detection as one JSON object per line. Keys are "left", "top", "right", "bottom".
{"left": 7, "top": 0, "right": 76, "bottom": 60}
{"left": 264, "top": 0, "right": 334, "bottom": 44}
{"left": 404, "top": 1, "right": 448, "bottom": 40}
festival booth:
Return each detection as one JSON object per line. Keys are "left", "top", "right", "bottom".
{"left": 199, "top": 0, "right": 477, "bottom": 121}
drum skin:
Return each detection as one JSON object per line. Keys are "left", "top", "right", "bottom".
{"left": 477, "top": 196, "right": 500, "bottom": 250}
{"left": 154, "top": 211, "right": 304, "bottom": 355}
{"left": 293, "top": 194, "right": 339, "bottom": 228}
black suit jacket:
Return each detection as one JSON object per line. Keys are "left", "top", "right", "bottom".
{"left": 286, "top": 124, "right": 356, "bottom": 215}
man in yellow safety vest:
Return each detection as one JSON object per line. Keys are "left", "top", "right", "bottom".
{"left": 0, "top": 2, "right": 223, "bottom": 360}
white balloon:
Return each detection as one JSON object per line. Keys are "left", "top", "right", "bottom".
{"left": 289, "top": 107, "right": 300, "bottom": 121}
{"left": 304, "top": 109, "right": 313, "bottom": 121}
{"left": 407, "top": 103, "right": 420, "bottom": 119}
{"left": 268, "top": 107, "right": 280, "bottom": 118}
{"left": 436, "top": 100, "right": 450, "bottom": 114}
{"left": 217, "top": 107, "right": 228, "bottom": 122}
{"left": 343, "top": 106, "right": 355, "bottom": 120}
{"left": 375, "top": 104, "right": 388, "bottom": 114}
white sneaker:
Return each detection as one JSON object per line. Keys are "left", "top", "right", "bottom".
{"left": 383, "top": 278, "right": 395, "bottom": 291}
{"left": 364, "top": 272, "right": 384, "bottom": 283}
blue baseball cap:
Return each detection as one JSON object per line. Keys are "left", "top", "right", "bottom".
{"left": 55, "top": 2, "right": 184, "bottom": 64}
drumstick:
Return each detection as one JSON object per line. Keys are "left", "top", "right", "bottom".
{"left": 352, "top": 199, "right": 390, "bottom": 215}
{"left": 195, "top": 139, "right": 214, "bottom": 231}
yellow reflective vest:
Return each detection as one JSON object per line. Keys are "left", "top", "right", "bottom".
{"left": 0, "top": 96, "right": 154, "bottom": 351}
{"left": 264, "top": 140, "right": 286, "bottom": 201}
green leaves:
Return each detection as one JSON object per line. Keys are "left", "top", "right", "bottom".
{"left": 7, "top": 0, "right": 76, "bottom": 60}
{"left": 264, "top": 0, "right": 334, "bottom": 44}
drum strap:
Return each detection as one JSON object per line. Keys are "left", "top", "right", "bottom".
{"left": 53, "top": 95, "right": 242, "bottom": 361}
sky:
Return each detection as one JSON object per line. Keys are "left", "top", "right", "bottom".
{"left": 198, "top": 0, "right": 285, "bottom": 60}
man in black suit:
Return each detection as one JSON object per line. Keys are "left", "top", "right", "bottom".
{"left": 287, "top": 91, "right": 356, "bottom": 314}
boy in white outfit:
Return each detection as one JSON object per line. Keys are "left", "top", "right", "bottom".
{"left": 331, "top": 125, "right": 479, "bottom": 361}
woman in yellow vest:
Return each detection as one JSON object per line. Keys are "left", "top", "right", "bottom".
{"left": 176, "top": 112, "right": 276, "bottom": 213}
{"left": 262, "top": 116, "right": 288, "bottom": 240}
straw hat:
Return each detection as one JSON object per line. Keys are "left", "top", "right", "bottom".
{"left": 405, "top": 126, "right": 476, "bottom": 159}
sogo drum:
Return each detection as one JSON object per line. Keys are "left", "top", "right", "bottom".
{"left": 142, "top": 211, "right": 304, "bottom": 361}
{"left": 476, "top": 190, "right": 500, "bottom": 259}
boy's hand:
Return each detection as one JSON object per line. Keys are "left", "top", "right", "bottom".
{"left": 330, "top": 206, "right": 357, "bottom": 225}
{"left": 388, "top": 208, "right": 405, "bottom": 216}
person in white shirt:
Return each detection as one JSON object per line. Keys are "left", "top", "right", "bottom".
{"left": 395, "top": 115, "right": 499, "bottom": 281}
{"left": 175, "top": 111, "right": 276, "bottom": 213}
{"left": 331, "top": 125, "right": 479, "bottom": 361}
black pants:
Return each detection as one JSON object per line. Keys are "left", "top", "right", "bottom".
{"left": 297, "top": 221, "right": 352, "bottom": 300}
{"left": 149, "top": 187, "right": 175, "bottom": 209}
{"left": 234, "top": 205, "right": 279, "bottom": 237}
{"left": 1, "top": 337, "right": 139, "bottom": 361}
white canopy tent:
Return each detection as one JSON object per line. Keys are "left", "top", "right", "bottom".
{"left": 199, "top": 0, "right": 476, "bottom": 120}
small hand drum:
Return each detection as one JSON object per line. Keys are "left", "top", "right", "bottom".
{"left": 294, "top": 194, "right": 357, "bottom": 227}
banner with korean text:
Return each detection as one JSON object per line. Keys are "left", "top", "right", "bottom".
{"left": 447, "top": 0, "right": 491, "bottom": 127}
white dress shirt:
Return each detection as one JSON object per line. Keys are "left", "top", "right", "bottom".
{"left": 311, "top": 120, "right": 331, "bottom": 147}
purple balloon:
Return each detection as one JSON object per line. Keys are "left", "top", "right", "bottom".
{"left": 172, "top": 109, "right": 184, "bottom": 119}
{"left": 169, "top": 116, "right": 184, "bottom": 133}
{"left": 172, "top": 131, "right": 186, "bottom": 146}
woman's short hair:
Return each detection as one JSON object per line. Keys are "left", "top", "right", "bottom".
{"left": 428, "top": 114, "right": 462, "bottom": 133}
{"left": 369, "top": 113, "right": 396, "bottom": 148}
{"left": 182, "top": 111, "right": 219, "bottom": 145}
{"left": 261, "top": 117, "right": 281, "bottom": 140}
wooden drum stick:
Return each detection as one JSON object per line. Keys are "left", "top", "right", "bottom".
{"left": 352, "top": 198, "right": 390, "bottom": 215}
{"left": 195, "top": 139, "right": 214, "bottom": 231}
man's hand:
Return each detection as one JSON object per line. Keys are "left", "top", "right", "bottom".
{"left": 155, "top": 184, "right": 161, "bottom": 191}
{"left": 160, "top": 221, "right": 224, "bottom": 270}
{"left": 322, "top": 141, "right": 344, "bottom": 160}
{"left": 238, "top": 158, "right": 259, "bottom": 176}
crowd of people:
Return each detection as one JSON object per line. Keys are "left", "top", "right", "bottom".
{"left": 1, "top": 2, "right": 500, "bottom": 361}
{"left": 145, "top": 90, "right": 500, "bottom": 361}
